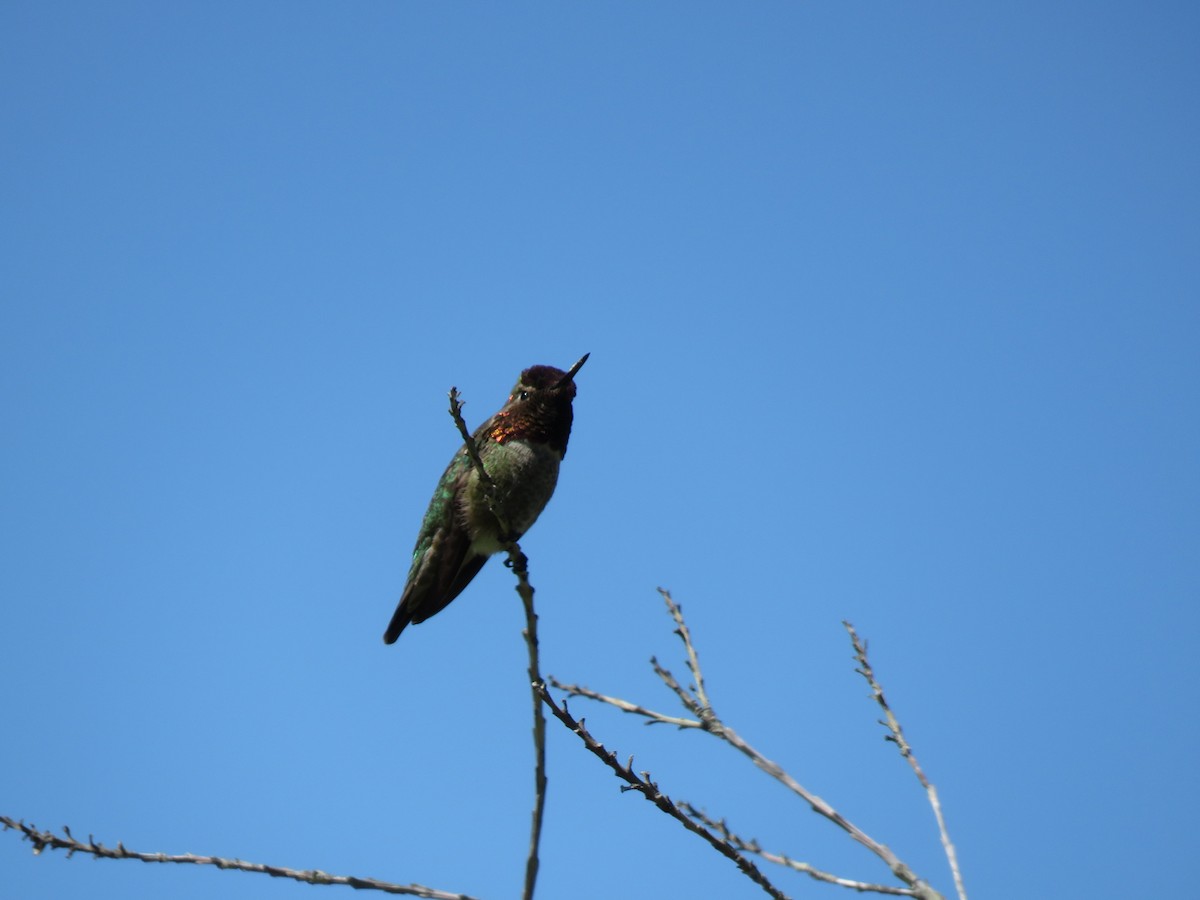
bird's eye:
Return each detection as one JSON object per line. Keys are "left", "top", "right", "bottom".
{"left": 518, "top": 390, "right": 530, "bottom": 401}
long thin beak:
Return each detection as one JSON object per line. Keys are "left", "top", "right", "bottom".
{"left": 556, "top": 352, "right": 590, "bottom": 387}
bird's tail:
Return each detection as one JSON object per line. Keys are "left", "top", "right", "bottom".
{"left": 382, "top": 604, "right": 412, "bottom": 644}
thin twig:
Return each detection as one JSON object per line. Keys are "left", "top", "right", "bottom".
{"left": 447, "top": 386, "right": 511, "bottom": 540}
{"left": 660, "top": 588, "right": 712, "bottom": 713}
{"left": 650, "top": 656, "right": 706, "bottom": 719}
{"left": 546, "top": 677, "right": 702, "bottom": 729}
{"left": 514, "top": 547, "right": 547, "bottom": 900}
{"left": 0, "top": 817, "right": 475, "bottom": 899}
{"left": 692, "top": 712, "right": 936, "bottom": 896}
{"left": 845, "top": 622, "right": 967, "bottom": 900}
{"left": 447, "top": 387, "right": 494, "bottom": 488}
{"left": 534, "top": 687, "right": 791, "bottom": 900}
{"left": 446, "top": 387, "right": 546, "bottom": 900}
{"left": 678, "top": 804, "right": 921, "bottom": 897}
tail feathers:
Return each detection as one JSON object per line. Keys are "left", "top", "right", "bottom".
{"left": 382, "top": 604, "right": 412, "bottom": 644}
{"left": 382, "top": 551, "right": 492, "bottom": 645}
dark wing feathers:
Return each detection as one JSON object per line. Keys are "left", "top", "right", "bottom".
{"left": 382, "top": 521, "right": 489, "bottom": 644}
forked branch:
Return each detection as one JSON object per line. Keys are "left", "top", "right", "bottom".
{"left": 547, "top": 589, "right": 952, "bottom": 900}
{"left": 534, "top": 687, "right": 790, "bottom": 900}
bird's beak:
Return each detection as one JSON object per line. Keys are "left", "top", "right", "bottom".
{"left": 555, "top": 352, "right": 590, "bottom": 388}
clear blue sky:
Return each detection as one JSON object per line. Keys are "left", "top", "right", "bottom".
{"left": 3, "top": 4, "right": 1197, "bottom": 899}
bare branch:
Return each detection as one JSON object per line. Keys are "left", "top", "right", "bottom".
{"left": 445, "top": 386, "right": 546, "bottom": 900}
{"left": 447, "top": 386, "right": 512, "bottom": 540}
{"left": 0, "top": 816, "right": 475, "bottom": 899}
{"left": 650, "top": 655, "right": 707, "bottom": 720}
{"left": 844, "top": 622, "right": 967, "bottom": 900}
{"left": 655, "top": 594, "right": 935, "bottom": 895}
{"left": 659, "top": 588, "right": 712, "bottom": 712}
{"left": 546, "top": 677, "right": 702, "bottom": 729}
{"left": 556, "top": 591, "right": 946, "bottom": 900}
{"left": 679, "top": 804, "right": 922, "bottom": 896}
{"left": 447, "top": 387, "right": 494, "bottom": 489}
{"left": 534, "top": 687, "right": 791, "bottom": 900}
{"left": 513, "top": 546, "right": 547, "bottom": 900}
{"left": 691, "top": 710, "right": 936, "bottom": 896}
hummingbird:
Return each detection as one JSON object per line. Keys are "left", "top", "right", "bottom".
{"left": 383, "top": 353, "right": 589, "bottom": 644}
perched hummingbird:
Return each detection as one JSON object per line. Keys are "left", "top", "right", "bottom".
{"left": 382, "top": 354, "right": 589, "bottom": 644}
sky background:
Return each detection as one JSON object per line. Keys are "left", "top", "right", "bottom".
{"left": 2, "top": 3, "right": 1198, "bottom": 899}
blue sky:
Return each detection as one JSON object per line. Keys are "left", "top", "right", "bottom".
{"left": 2, "top": 3, "right": 1197, "bottom": 899}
